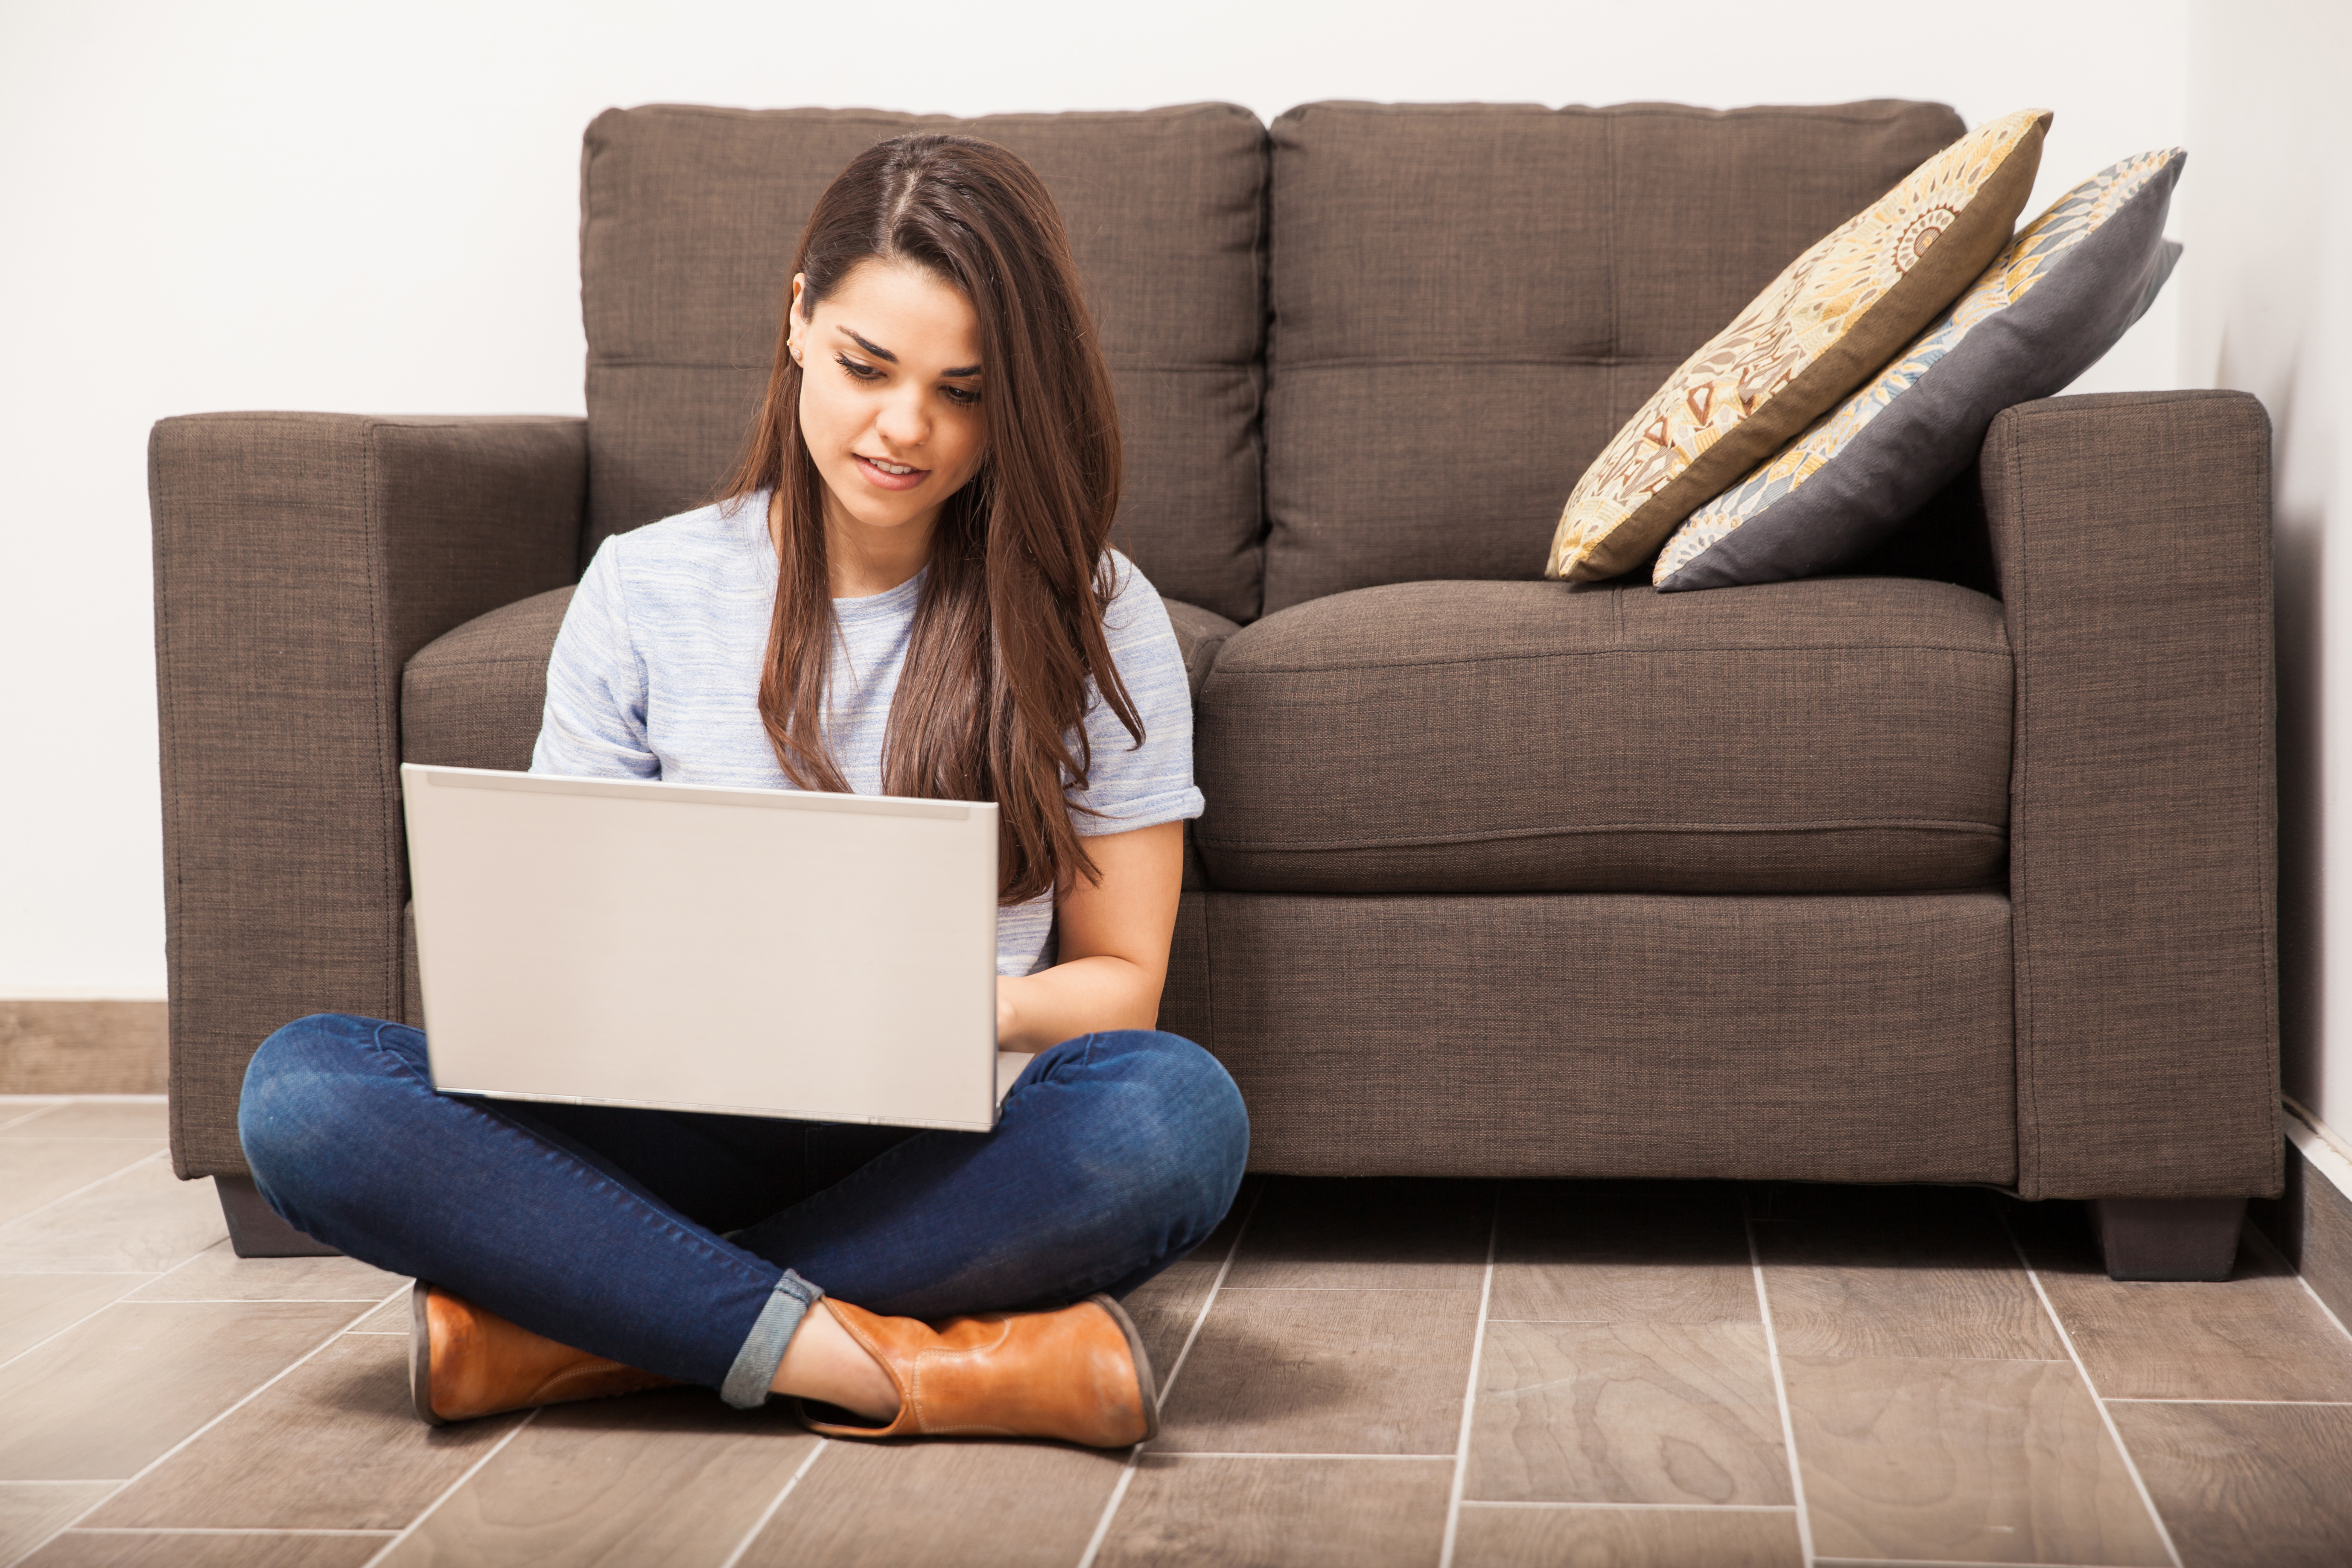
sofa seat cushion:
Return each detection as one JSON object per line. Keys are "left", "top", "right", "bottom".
{"left": 1194, "top": 577, "right": 2011, "bottom": 894}
{"left": 402, "top": 587, "right": 576, "bottom": 772}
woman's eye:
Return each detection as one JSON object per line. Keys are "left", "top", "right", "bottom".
{"left": 942, "top": 385, "right": 982, "bottom": 407}
{"left": 834, "top": 355, "right": 881, "bottom": 381}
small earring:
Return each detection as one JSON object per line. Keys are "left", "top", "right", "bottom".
{"left": 789, "top": 341, "right": 803, "bottom": 364}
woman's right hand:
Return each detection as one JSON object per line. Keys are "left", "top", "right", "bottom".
{"left": 995, "top": 977, "right": 1020, "bottom": 1045}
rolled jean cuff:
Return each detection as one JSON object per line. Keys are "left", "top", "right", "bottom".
{"left": 720, "top": 1269, "right": 824, "bottom": 1410}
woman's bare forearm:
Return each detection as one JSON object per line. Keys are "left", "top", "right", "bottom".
{"left": 997, "top": 821, "right": 1182, "bottom": 1051}
{"left": 996, "top": 956, "right": 1161, "bottom": 1052}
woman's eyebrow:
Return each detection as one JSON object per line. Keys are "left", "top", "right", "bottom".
{"left": 838, "top": 325, "right": 980, "bottom": 379}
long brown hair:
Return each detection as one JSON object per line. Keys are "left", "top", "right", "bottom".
{"left": 719, "top": 134, "right": 1138, "bottom": 906}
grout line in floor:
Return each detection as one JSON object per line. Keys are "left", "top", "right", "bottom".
{"left": 0, "top": 1148, "right": 170, "bottom": 1236}
{"left": 0, "top": 1105, "right": 67, "bottom": 1133}
{"left": 0, "top": 1096, "right": 167, "bottom": 1104}
{"left": 0, "top": 1242, "right": 222, "bottom": 1375}
{"left": 1217, "top": 1285, "right": 1481, "bottom": 1293}
{"left": 0, "top": 1286, "right": 150, "bottom": 1376}
{"left": 714, "top": 1435, "right": 828, "bottom": 1568}
{"left": 2107, "top": 1396, "right": 2352, "bottom": 1405}
{"left": 1989, "top": 1197, "right": 2184, "bottom": 1568}
{"left": 1436, "top": 1185, "right": 1500, "bottom": 1568}
{"left": 67, "top": 1527, "right": 400, "bottom": 1537}
{"left": 1074, "top": 1180, "right": 1265, "bottom": 1568}
{"left": 357, "top": 1406, "right": 541, "bottom": 1568}
{"left": 15, "top": 1283, "right": 414, "bottom": 1566}
{"left": 1481, "top": 1315, "right": 1765, "bottom": 1326}
{"left": 110, "top": 1298, "right": 393, "bottom": 1305}
{"left": 1815, "top": 1560, "right": 2140, "bottom": 1568}
{"left": 1156, "top": 1451, "right": 1453, "bottom": 1461}
{"left": 1156, "top": 1186, "right": 1266, "bottom": 1411}
{"left": 0, "top": 1138, "right": 168, "bottom": 1145}
{"left": 1462, "top": 1499, "right": 1798, "bottom": 1511}
{"left": 1745, "top": 1189, "right": 1816, "bottom": 1568}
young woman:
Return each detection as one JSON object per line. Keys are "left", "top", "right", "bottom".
{"left": 236, "top": 134, "right": 1249, "bottom": 1447}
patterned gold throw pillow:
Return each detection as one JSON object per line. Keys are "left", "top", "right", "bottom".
{"left": 1546, "top": 108, "right": 2051, "bottom": 582}
{"left": 1652, "top": 148, "right": 2185, "bottom": 592}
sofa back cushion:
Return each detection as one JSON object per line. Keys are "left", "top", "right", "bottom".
{"left": 580, "top": 103, "right": 1269, "bottom": 624}
{"left": 1261, "top": 99, "right": 1966, "bottom": 615}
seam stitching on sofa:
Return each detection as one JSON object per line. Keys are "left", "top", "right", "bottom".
{"left": 589, "top": 357, "right": 1252, "bottom": 374}
{"left": 407, "top": 654, "right": 557, "bottom": 672}
{"left": 177, "top": 414, "right": 571, "bottom": 431}
{"left": 640, "top": 102, "right": 1238, "bottom": 127}
{"left": 1267, "top": 356, "right": 1679, "bottom": 372}
{"left": 1199, "top": 819, "right": 2008, "bottom": 852}
{"left": 154, "top": 427, "right": 189, "bottom": 1170}
{"left": 1304, "top": 102, "right": 1921, "bottom": 127}
{"left": 1605, "top": 112, "right": 1621, "bottom": 378}
{"left": 1199, "top": 893, "right": 1217, "bottom": 1062}
{"left": 2005, "top": 418, "right": 2038, "bottom": 1199}
{"left": 2258, "top": 410, "right": 2284, "bottom": 1187}
{"left": 2249, "top": 403, "right": 2284, "bottom": 1188}
{"left": 1217, "top": 643, "right": 2011, "bottom": 674}
{"left": 364, "top": 423, "right": 404, "bottom": 1037}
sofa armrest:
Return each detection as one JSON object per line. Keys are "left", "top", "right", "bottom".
{"left": 151, "top": 412, "right": 586, "bottom": 1178}
{"left": 1162, "top": 597, "right": 1241, "bottom": 700}
{"left": 1984, "top": 390, "right": 2278, "bottom": 1200}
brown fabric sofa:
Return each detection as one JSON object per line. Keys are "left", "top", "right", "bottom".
{"left": 151, "top": 99, "right": 2278, "bottom": 1279}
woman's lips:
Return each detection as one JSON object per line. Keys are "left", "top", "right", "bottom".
{"left": 853, "top": 453, "right": 928, "bottom": 492}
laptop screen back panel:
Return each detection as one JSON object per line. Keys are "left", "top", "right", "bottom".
{"left": 402, "top": 765, "right": 1001, "bottom": 1131}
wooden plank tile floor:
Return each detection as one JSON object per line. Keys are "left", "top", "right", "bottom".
{"left": 5, "top": 1095, "right": 2352, "bottom": 1567}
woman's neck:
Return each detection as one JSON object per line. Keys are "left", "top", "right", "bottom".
{"left": 769, "top": 491, "right": 938, "bottom": 599}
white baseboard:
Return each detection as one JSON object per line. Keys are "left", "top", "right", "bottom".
{"left": 0, "top": 987, "right": 168, "bottom": 1002}
{"left": 2283, "top": 1096, "right": 2352, "bottom": 1206}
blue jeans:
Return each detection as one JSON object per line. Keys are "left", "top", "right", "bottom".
{"left": 238, "top": 1015, "right": 1248, "bottom": 1407}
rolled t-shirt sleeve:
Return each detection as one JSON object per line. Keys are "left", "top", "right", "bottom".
{"left": 531, "top": 541, "right": 659, "bottom": 780}
{"left": 1069, "top": 554, "right": 1206, "bottom": 836}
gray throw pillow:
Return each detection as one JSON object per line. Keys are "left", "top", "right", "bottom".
{"left": 1653, "top": 149, "right": 2185, "bottom": 593}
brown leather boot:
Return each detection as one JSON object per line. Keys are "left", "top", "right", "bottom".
{"left": 409, "top": 1281, "right": 677, "bottom": 1425}
{"left": 798, "top": 1294, "right": 1159, "bottom": 1447}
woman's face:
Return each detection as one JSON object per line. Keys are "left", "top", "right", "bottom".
{"left": 791, "top": 258, "right": 988, "bottom": 549}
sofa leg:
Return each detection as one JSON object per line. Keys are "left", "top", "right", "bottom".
{"left": 2089, "top": 1197, "right": 2245, "bottom": 1282}
{"left": 215, "top": 1174, "right": 341, "bottom": 1258}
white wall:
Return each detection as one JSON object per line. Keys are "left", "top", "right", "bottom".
{"left": 0, "top": 0, "right": 2191, "bottom": 996}
{"left": 2181, "top": 0, "right": 2352, "bottom": 1133}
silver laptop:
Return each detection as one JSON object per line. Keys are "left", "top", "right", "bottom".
{"left": 400, "top": 763, "right": 1019, "bottom": 1132}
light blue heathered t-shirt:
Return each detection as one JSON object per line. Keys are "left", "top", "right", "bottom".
{"left": 529, "top": 493, "right": 1205, "bottom": 976}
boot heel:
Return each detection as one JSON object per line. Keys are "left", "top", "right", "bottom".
{"left": 1086, "top": 1294, "right": 1160, "bottom": 1442}
{"left": 408, "top": 1281, "right": 446, "bottom": 1427}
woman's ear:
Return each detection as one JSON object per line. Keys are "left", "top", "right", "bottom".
{"left": 788, "top": 274, "right": 809, "bottom": 364}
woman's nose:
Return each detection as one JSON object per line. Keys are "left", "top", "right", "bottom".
{"left": 875, "top": 385, "right": 928, "bottom": 450}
